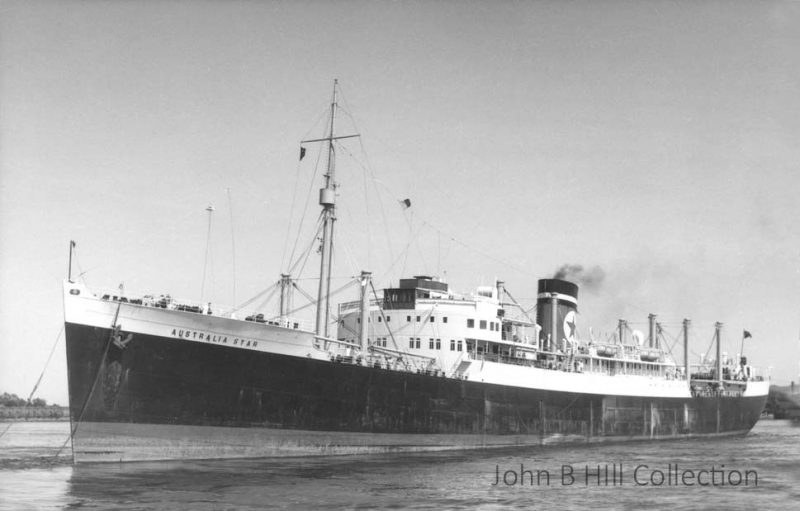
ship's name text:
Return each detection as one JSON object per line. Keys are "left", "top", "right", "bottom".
{"left": 170, "top": 329, "right": 258, "bottom": 348}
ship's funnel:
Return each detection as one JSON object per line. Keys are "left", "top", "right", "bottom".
{"left": 537, "top": 279, "right": 579, "bottom": 352}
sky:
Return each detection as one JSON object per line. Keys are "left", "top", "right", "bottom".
{"left": 1, "top": 0, "right": 799, "bottom": 405}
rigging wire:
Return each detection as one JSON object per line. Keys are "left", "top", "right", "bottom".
{"left": 687, "top": 329, "right": 719, "bottom": 362}
{"left": 227, "top": 188, "right": 237, "bottom": 306}
{"left": 401, "top": 208, "right": 413, "bottom": 278}
{"left": 336, "top": 101, "right": 396, "bottom": 266}
{"left": 501, "top": 286, "right": 536, "bottom": 325}
{"left": 291, "top": 280, "right": 317, "bottom": 304}
{"left": 281, "top": 106, "right": 329, "bottom": 272}
{"left": 316, "top": 83, "right": 535, "bottom": 290}
{"left": 378, "top": 221, "right": 428, "bottom": 282}
{"left": 231, "top": 283, "right": 279, "bottom": 314}
{"left": 657, "top": 325, "right": 680, "bottom": 360}
{"left": 280, "top": 159, "right": 303, "bottom": 272}
{"left": 283, "top": 278, "right": 359, "bottom": 318}
{"left": 702, "top": 330, "right": 718, "bottom": 360}
{"left": 338, "top": 105, "right": 535, "bottom": 280}
{"left": 26, "top": 325, "right": 65, "bottom": 404}
{"left": 200, "top": 204, "right": 215, "bottom": 303}
{"left": 72, "top": 246, "right": 87, "bottom": 285}
{"left": 360, "top": 142, "right": 372, "bottom": 268}
{"left": 337, "top": 229, "right": 363, "bottom": 283}
{"left": 421, "top": 220, "right": 536, "bottom": 278}
{"left": 413, "top": 215, "right": 431, "bottom": 276}
{"left": 51, "top": 303, "right": 123, "bottom": 464}
{"left": 252, "top": 285, "right": 281, "bottom": 315}
{"left": 285, "top": 131, "right": 326, "bottom": 274}
{"left": 0, "top": 423, "right": 10, "bottom": 441}
{"left": 288, "top": 213, "right": 325, "bottom": 278}
{"left": 0, "top": 326, "right": 65, "bottom": 442}
{"left": 327, "top": 152, "right": 368, "bottom": 279}
{"left": 270, "top": 84, "right": 533, "bottom": 318}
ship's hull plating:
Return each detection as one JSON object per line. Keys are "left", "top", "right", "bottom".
{"left": 65, "top": 323, "right": 767, "bottom": 463}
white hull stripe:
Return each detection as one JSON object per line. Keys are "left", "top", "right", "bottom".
{"left": 537, "top": 292, "right": 577, "bottom": 304}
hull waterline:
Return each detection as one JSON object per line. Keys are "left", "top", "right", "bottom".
{"left": 65, "top": 322, "right": 767, "bottom": 463}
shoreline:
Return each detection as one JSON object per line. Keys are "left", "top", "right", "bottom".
{"left": 0, "top": 407, "right": 70, "bottom": 421}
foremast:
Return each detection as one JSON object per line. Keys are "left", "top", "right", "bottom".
{"left": 315, "top": 81, "right": 338, "bottom": 337}
{"left": 301, "top": 80, "right": 359, "bottom": 338}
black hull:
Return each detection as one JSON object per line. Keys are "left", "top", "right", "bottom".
{"left": 65, "top": 323, "right": 767, "bottom": 462}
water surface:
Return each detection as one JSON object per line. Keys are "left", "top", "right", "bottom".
{"left": 1, "top": 420, "right": 798, "bottom": 510}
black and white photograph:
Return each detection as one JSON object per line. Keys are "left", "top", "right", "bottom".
{"left": 1, "top": 1, "right": 798, "bottom": 509}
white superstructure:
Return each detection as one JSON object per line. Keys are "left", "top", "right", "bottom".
{"left": 335, "top": 276, "right": 768, "bottom": 399}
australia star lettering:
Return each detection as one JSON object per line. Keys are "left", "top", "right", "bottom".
{"left": 169, "top": 328, "right": 258, "bottom": 349}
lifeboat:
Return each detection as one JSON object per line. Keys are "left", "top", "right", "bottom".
{"left": 596, "top": 346, "right": 618, "bottom": 357}
{"left": 640, "top": 350, "right": 660, "bottom": 362}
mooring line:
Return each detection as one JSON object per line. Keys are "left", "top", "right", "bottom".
{"left": 50, "top": 303, "right": 122, "bottom": 465}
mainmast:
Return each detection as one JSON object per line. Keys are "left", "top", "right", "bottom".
{"left": 683, "top": 318, "right": 690, "bottom": 389}
{"left": 301, "top": 80, "right": 359, "bottom": 337}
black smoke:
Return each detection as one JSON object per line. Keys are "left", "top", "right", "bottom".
{"left": 553, "top": 264, "right": 606, "bottom": 292}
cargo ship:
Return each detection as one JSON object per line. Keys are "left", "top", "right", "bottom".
{"left": 62, "top": 82, "right": 769, "bottom": 463}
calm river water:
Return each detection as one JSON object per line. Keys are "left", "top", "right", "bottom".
{"left": 1, "top": 420, "right": 798, "bottom": 510}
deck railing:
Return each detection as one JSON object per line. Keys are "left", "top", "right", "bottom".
{"left": 93, "top": 287, "right": 314, "bottom": 332}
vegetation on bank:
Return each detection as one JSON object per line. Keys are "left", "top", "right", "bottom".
{"left": 1, "top": 392, "right": 56, "bottom": 407}
{"left": 0, "top": 392, "right": 68, "bottom": 420}
{"left": 766, "top": 385, "right": 800, "bottom": 420}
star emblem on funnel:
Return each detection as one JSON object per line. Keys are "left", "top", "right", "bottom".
{"left": 564, "top": 311, "right": 577, "bottom": 339}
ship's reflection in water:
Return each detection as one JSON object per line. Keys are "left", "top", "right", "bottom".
{"left": 1, "top": 420, "right": 799, "bottom": 510}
